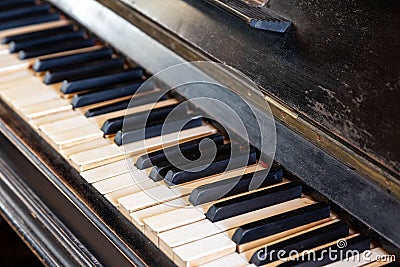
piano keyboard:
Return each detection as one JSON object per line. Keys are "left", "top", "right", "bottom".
{"left": 0, "top": 2, "right": 397, "bottom": 267}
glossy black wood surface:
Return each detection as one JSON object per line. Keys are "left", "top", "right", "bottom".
{"left": 127, "top": 0, "right": 400, "bottom": 177}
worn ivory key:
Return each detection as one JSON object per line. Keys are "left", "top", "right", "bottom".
{"left": 19, "top": 98, "right": 71, "bottom": 119}
{"left": 0, "top": 53, "right": 30, "bottom": 74}
{"left": 130, "top": 197, "right": 190, "bottom": 232}
{"left": 104, "top": 180, "right": 164, "bottom": 207}
{"left": 172, "top": 233, "right": 236, "bottom": 267}
{"left": 60, "top": 138, "right": 111, "bottom": 158}
{"left": 92, "top": 169, "right": 151, "bottom": 194}
{"left": 197, "top": 253, "right": 249, "bottom": 267}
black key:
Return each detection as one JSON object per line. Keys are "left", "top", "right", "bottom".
{"left": 189, "top": 168, "right": 283, "bottom": 205}
{"left": 164, "top": 149, "right": 257, "bottom": 185}
{"left": 0, "top": 4, "right": 51, "bottom": 22}
{"left": 72, "top": 80, "right": 147, "bottom": 108}
{"left": 10, "top": 31, "right": 85, "bottom": 53}
{"left": 60, "top": 68, "right": 144, "bottom": 94}
{"left": 136, "top": 133, "right": 225, "bottom": 169}
{"left": 114, "top": 115, "right": 203, "bottom": 146}
{"left": 148, "top": 142, "right": 235, "bottom": 181}
{"left": 101, "top": 103, "right": 178, "bottom": 135}
{"left": 0, "top": 0, "right": 35, "bottom": 11}
{"left": 44, "top": 58, "right": 124, "bottom": 84}
{"left": 278, "top": 234, "right": 370, "bottom": 266}
{"left": 231, "top": 202, "right": 332, "bottom": 245}
{"left": 206, "top": 181, "right": 302, "bottom": 222}
{"left": 33, "top": 48, "right": 113, "bottom": 72}
{"left": 250, "top": 220, "right": 349, "bottom": 265}
{"left": 85, "top": 92, "right": 166, "bottom": 118}
{"left": 19, "top": 38, "right": 95, "bottom": 59}
{"left": 2, "top": 25, "right": 74, "bottom": 44}
{"left": 0, "top": 13, "right": 60, "bottom": 31}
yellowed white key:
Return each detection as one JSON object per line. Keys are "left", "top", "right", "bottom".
{"left": 80, "top": 159, "right": 132, "bottom": 183}
{"left": 0, "top": 54, "right": 30, "bottom": 74}
{"left": 29, "top": 109, "right": 79, "bottom": 129}
{"left": 130, "top": 197, "right": 190, "bottom": 231}
{"left": 118, "top": 185, "right": 181, "bottom": 217}
{"left": 39, "top": 115, "right": 91, "bottom": 136}
{"left": 104, "top": 180, "right": 164, "bottom": 207}
{"left": 60, "top": 138, "right": 111, "bottom": 158}
{"left": 47, "top": 123, "right": 103, "bottom": 149}
{"left": 92, "top": 169, "right": 151, "bottom": 194}
{"left": 157, "top": 198, "right": 314, "bottom": 258}
{"left": 70, "top": 125, "right": 217, "bottom": 171}
{"left": 173, "top": 233, "right": 236, "bottom": 267}
{"left": 144, "top": 207, "right": 206, "bottom": 244}
{"left": 20, "top": 98, "right": 71, "bottom": 119}
{"left": 198, "top": 253, "right": 249, "bottom": 267}
{"left": 0, "top": 69, "right": 31, "bottom": 85}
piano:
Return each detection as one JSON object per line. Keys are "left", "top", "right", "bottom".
{"left": 0, "top": 0, "right": 399, "bottom": 266}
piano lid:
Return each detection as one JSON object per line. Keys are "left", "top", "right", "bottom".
{"left": 114, "top": 0, "right": 400, "bottom": 178}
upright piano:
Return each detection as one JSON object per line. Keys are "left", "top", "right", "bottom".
{"left": 0, "top": 0, "right": 399, "bottom": 266}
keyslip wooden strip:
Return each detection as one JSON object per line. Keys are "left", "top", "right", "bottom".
{"left": 104, "top": 180, "right": 162, "bottom": 207}
{"left": 89, "top": 98, "right": 180, "bottom": 127}
{"left": 118, "top": 185, "right": 181, "bottom": 217}
{"left": 20, "top": 98, "right": 71, "bottom": 119}
{"left": 29, "top": 110, "right": 79, "bottom": 129}
{"left": 157, "top": 198, "right": 313, "bottom": 258}
{"left": 60, "top": 138, "right": 111, "bottom": 158}
{"left": 0, "top": 20, "right": 70, "bottom": 40}
{"left": 173, "top": 233, "right": 236, "bottom": 267}
{"left": 130, "top": 197, "right": 190, "bottom": 232}
{"left": 144, "top": 207, "right": 206, "bottom": 245}
{"left": 70, "top": 125, "right": 217, "bottom": 171}
{"left": 92, "top": 170, "right": 151, "bottom": 194}
{"left": 198, "top": 253, "right": 249, "bottom": 267}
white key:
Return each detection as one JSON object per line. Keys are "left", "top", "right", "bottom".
{"left": 198, "top": 253, "right": 249, "bottom": 267}
{"left": 144, "top": 207, "right": 205, "bottom": 245}
{"left": 130, "top": 197, "right": 189, "bottom": 232}
{"left": 173, "top": 233, "right": 236, "bottom": 267}
{"left": 80, "top": 159, "right": 133, "bottom": 183}
{"left": 104, "top": 181, "right": 161, "bottom": 207}
{"left": 118, "top": 185, "right": 180, "bottom": 217}
{"left": 92, "top": 170, "right": 151, "bottom": 194}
